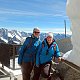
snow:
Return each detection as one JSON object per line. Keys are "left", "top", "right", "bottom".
{"left": 62, "top": 50, "right": 72, "bottom": 60}
{"left": 8, "top": 32, "right": 13, "bottom": 38}
{"left": 15, "top": 34, "right": 21, "bottom": 41}
{"left": 23, "top": 37, "right": 26, "bottom": 40}
{"left": 0, "top": 37, "right": 8, "bottom": 43}
{"left": 13, "top": 41, "right": 20, "bottom": 44}
{"left": 1, "top": 57, "right": 22, "bottom": 76}
{"left": 66, "top": 0, "right": 80, "bottom": 67}
{"left": 17, "top": 31, "right": 22, "bottom": 36}
{"left": 10, "top": 57, "right": 20, "bottom": 69}
{"left": 3, "top": 66, "right": 22, "bottom": 76}
{"left": 0, "top": 57, "right": 21, "bottom": 77}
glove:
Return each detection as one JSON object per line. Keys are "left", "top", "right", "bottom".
{"left": 52, "top": 60, "right": 55, "bottom": 64}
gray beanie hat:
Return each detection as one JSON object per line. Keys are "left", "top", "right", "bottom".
{"left": 33, "top": 27, "right": 40, "bottom": 32}
{"left": 46, "top": 32, "right": 53, "bottom": 38}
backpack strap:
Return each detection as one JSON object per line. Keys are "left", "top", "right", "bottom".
{"left": 42, "top": 41, "right": 45, "bottom": 48}
{"left": 23, "top": 37, "right": 33, "bottom": 54}
{"left": 53, "top": 42, "right": 56, "bottom": 62}
{"left": 23, "top": 37, "right": 40, "bottom": 55}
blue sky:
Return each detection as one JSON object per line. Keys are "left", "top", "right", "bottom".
{"left": 0, "top": 0, "right": 71, "bottom": 34}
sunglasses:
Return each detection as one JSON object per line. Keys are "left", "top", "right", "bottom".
{"left": 34, "top": 31, "right": 40, "bottom": 33}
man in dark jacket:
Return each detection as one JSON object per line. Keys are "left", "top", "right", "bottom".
{"left": 18, "top": 27, "right": 41, "bottom": 80}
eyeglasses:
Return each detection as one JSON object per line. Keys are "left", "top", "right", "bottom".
{"left": 34, "top": 31, "right": 40, "bottom": 34}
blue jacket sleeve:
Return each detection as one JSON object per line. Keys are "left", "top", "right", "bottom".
{"left": 18, "top": 38, "right": 29, "bottom": 64}
{"left": 55, "top": 43, "right": 61, "bottom": 58}
{"left": 36, "top": 43, "right": 42, "bottom": 66}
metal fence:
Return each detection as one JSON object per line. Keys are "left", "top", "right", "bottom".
{"left": 0, "top": 43, "right": 21, "bottom": 70}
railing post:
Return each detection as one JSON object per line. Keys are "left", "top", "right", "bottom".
{"left": 13, "top": 45, "right": 15, "bottom": 70}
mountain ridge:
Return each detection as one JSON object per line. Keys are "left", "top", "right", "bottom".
{"left": 0, "top": 28, "right": 71, "bottom": 44}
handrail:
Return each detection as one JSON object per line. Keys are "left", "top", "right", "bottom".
{"left": 63, "top": 60, "right": 80, "bottom": 73}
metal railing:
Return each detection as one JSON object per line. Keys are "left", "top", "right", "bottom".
{"left": 63, "top": 60, "right": 80, "bottom": 73}
{"left": 0, "top": 43, "right": 21, "bottom": 70}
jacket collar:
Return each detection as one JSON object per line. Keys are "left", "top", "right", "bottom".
{"left": 31, "top": 34, "right": 39, "bottom": 40}
{"left": 44, "top": 38, "right": 54, "bottom": 48}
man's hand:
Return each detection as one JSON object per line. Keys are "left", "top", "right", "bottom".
{"left": 58, "top": 57, "right": 65, "bottom": 62}
{"left": 58, "top": 57, "right": 62, "bottom": 62}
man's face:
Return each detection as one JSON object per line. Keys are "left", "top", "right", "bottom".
{"left": 33, "top": 29, "right": 40, "bottom": 38}
{"left": 46, "top": 36, "right": 53, "bottom": 45}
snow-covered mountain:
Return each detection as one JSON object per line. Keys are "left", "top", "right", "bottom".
{"left": 0, "top": 28, "right": 28, "bottom": 44}
{"left": 0, "top": 28, "right": 71, "bottom": 44}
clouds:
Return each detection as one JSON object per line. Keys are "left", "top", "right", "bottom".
{"left": 0, "top": 0, "right": 66, "bottom": 17}
{"left": 0, "top": 8, "right": 66, "bottom": 17}
{"left": 0, "top": 0, "right": 70, "bottom": 32}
